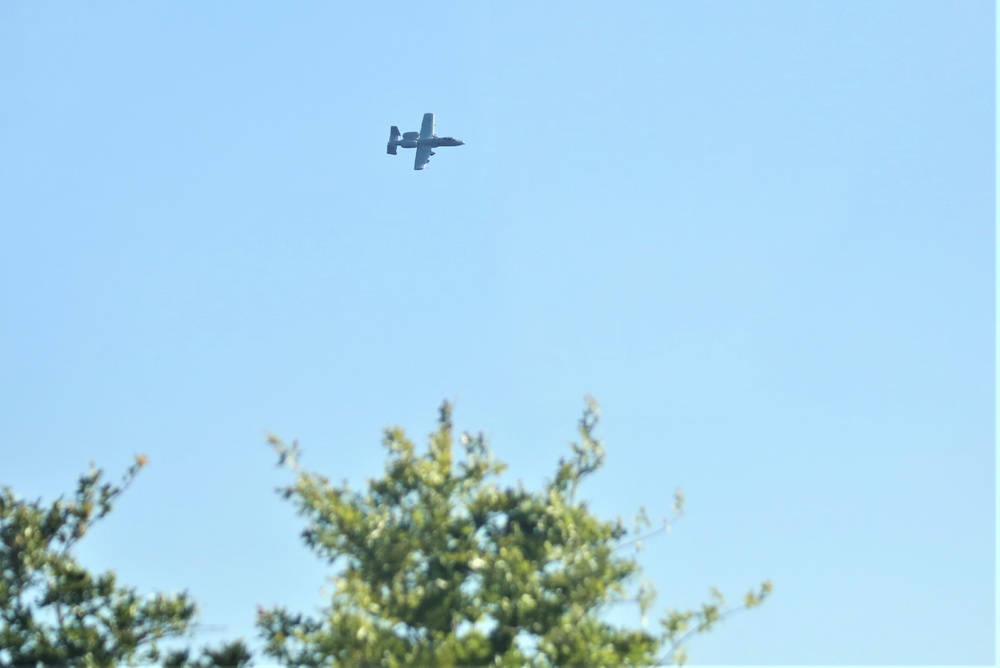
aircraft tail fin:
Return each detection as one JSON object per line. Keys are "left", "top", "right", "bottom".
{"left": 387, "top": 125, "right": 401, "bottom": 155}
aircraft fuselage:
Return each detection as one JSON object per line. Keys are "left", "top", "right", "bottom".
{"left": 395, "top": 134, "right": 464, "bottom": 149}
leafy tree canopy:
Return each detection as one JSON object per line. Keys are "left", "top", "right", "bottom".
{"left": 0, "top": 457, "right": 250, "bottom": 668}
{"left": 261, "top": 398, "right": 770, "bottom": 666}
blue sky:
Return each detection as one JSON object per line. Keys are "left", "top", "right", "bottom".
{"left": 1, "top": 2, "right": 994, "bottom": 665}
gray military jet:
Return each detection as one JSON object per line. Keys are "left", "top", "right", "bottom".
{"left": 386, "top": 113, "right": 464, "bottom": 170}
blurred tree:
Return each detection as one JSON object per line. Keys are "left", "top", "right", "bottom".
{"left": 162, "top": 640, "right": 253, "bottom": 668}
{"left": 261, "top": 398, "right": 770, "bottom": 666}
{"left": 0, "top": 457, "right": 251, "bottom": 668}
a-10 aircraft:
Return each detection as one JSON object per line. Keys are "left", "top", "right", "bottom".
{"left": 387, "top": 113, "right": 464, "bottom": 170}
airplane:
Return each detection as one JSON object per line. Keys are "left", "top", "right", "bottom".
{"left": 386, "top": 113, "right": 464, "bottom": 170}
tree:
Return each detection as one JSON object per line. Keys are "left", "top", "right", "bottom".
{"left": 0, "top": 456, "right": 251, "bottom": 668}
{"left": 261, "top": 398, "right": 770, "bottom": 666}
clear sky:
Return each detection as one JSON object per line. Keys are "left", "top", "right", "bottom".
{"left": 1, "top": 2, "right": 994, "bottom": 665}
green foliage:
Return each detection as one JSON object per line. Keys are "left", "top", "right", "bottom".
{"left": 163, "top": 640, "right": 254, "bottom": 668}
{"left": 0, "top": 457, "right": 250, "bottom": 668}
{"left": 659, "top": 581, "right": 773, "bottom": 666}
{"left": 263, "top": 398, "right": 770, "bottom": 666}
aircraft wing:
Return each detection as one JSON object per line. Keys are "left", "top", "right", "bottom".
{"left": 419, "top": 113, "right": 435, "bottom": 139}
{"left": 413, "top": 145, "right": 432, "bottom": 170}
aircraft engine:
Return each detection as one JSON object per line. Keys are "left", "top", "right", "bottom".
{"left": 402, "top": 131, "right": 420, "bottom": 140}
